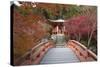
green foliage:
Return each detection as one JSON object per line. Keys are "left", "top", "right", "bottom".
{"left": 15, "top": 6, "right": 30, "bottom": 16}
{"left": 42, "top": 9, "right": 56, "bottom": 19}
{"left": 40, "top": 5, "right": 82, "bottom": 20}
{"left": 42, "top": 9, "right": 50, "bottom": 19}
{"left": 32, "top": 7, "right": 43, "bottom": 15}
{"left": 14, "top": 5, "right": 82, "bottom": 20}
{"left": 80, "top": 36, "right": 97, "bottom": 54}
{"left": 62, "top": 6, "right": 81, "bottom": 19}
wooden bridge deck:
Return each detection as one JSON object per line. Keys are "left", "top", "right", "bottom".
{"left": 40, "top": 47, "right": 80, "bottom": 64}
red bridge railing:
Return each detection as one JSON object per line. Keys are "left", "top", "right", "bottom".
{"left": 66, "top": 40, "right": 97, "bottom": 62}
{"left": 14, "top": 40, "right": 55, "bottom": 65}
{"left": 14, "top": 40, "right": 97, "bottom": 65}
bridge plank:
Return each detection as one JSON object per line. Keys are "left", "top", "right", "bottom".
{"left": 40, "top": 48, "right": 80, "bottom": 64}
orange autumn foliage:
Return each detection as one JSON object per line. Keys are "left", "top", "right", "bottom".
{"left": 13, "top": 6, "right": 50, "bottom": 61}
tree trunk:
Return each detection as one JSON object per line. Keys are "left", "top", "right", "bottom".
{"left": 88, "top": 28, "right": 95, "bottom": 48}
{"left": 78, "top": 33, "right": 81, "bottom": 42}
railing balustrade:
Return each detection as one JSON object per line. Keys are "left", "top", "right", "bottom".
{"left": 66, "top": 40, "right": 97, "bottom": 61}
{"left": 14, "top": 40, "right": 55, "bottom": 65}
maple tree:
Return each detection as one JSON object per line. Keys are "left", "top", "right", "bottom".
{"left": 13, "top": 3, "right": 53, "bottom": 63}
{"left": 64, "top": 6, "right": 97, "bottom": 54}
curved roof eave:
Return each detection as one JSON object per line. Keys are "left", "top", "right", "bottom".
{"left": 48, "top": 19, "right": 65, "bottom": 22}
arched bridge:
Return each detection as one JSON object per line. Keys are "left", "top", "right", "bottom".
{"left": 14, "top": 39, "right": 97, "bottom": 65}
